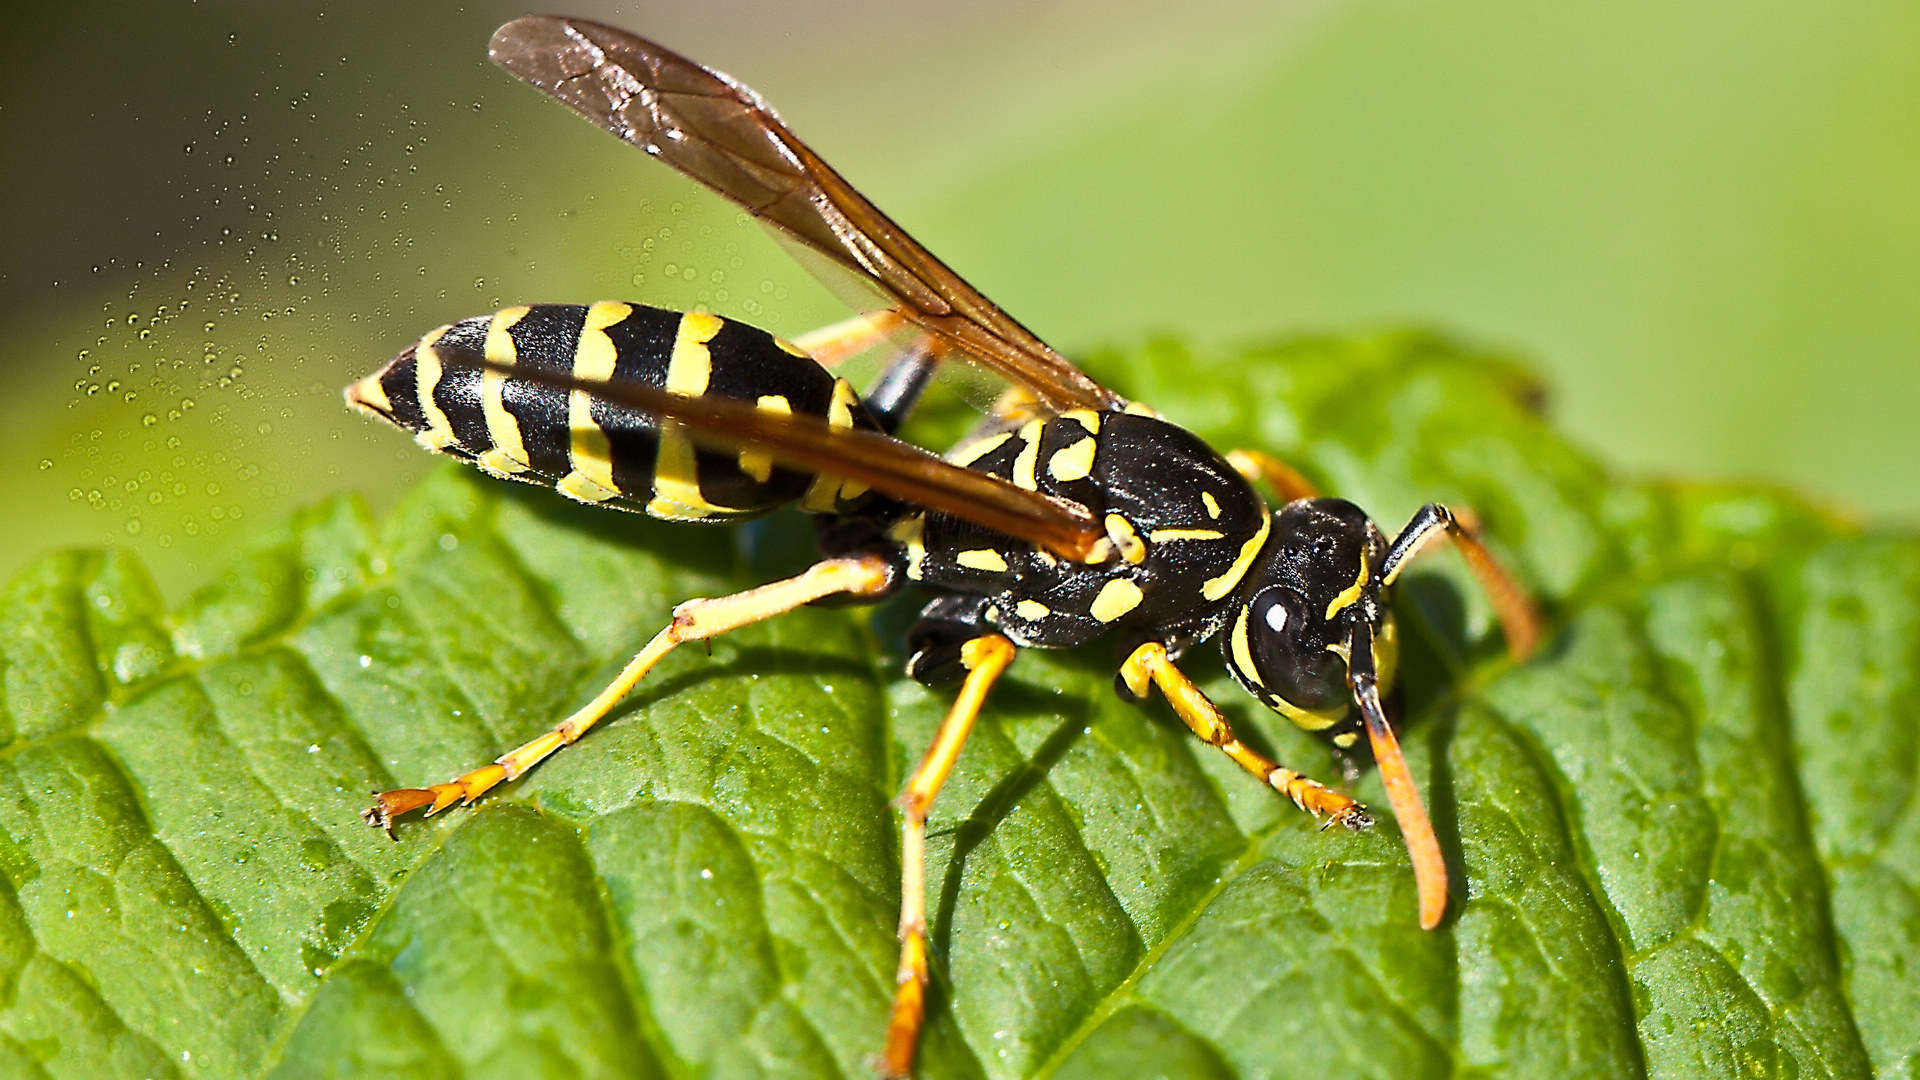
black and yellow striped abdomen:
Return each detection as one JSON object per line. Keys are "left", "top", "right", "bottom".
{"left": 347, "top": 302, "right": 881, "bottom": 521}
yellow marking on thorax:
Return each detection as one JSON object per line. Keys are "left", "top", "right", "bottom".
{"left": 561, "top": 303, "right": 632, "bottom": 504}
{"left": 888, "top": 514, "right": 928, "bottom": 580}
{"left": 1201, "top": 491, "right": 1222, "bottom": 519}
{"left": 478, "top": 306, "right": 532, "bottom": 474}
{"left": 1105, "top": 514, "right": 1147, "bottom": 565}
{"left": 957, "top": 549, "right": 1009, "bottom": 573}
{"left": 1149, "top": 528, "right": 1226, "bottom": 543}
{"left": 948, "top": 430, "right": 1013, "bottom": 467}
{"left": 1014, "top": 599, "right": 1051, "bottom": 621}
{"left": 411, "top": 326, "right": 458, "bottom": 452}
{"left": 1011, "top": 420, "right": 1044, "bottom": 491}
{"left": 737, "top": 395, "right": 791, "bottom": 483}
{"left": 1047, "top": 436, "right": 1097, "bottom": 482}
{"left": 1122, "top": 401, "right": 1159, "bottom": 418}
{"left": 1203, "top": 511, "right": 1271, "bottom": 601}
{"left": 1324, "top": 551, "right": 1372, "bottom": 620}
{"left": 1060, "top": 409, "right": 1101, "bottom": 434}
{"left": 1090, "top": 578, "right": 1144, "bottom": 622}
{"left": 647, "top": 310, "right": 726, "bottom": 519}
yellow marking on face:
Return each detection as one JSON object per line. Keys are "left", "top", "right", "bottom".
{"left": 646, "top": 311, "right": 726, "bottom": 519}
{"left": 411, "top": 329, "right": 458, "bottom": 451}
{"left": 343, "top": 373, "right": 391, "bottom": 416}
{"left": 1122, "top": 401, "right": 1159, "bottom": 418}
{"left": 1090, "top": 578, "right": 1144, "bottom": 622}
{"left": 1014, "top": 599, "right": 1051, "bottom": 621}
{"left": 948, "top": 430, "right": 1012, "bottom": 467}
{"left": 1011, "top": 420, "right": 1045, "bottom": 491}
{"left": 1201, "top": 491, "right": 1222, "bottom": 519}
{"left": 1203, "top": 512, "right": 1272, "bottom": 601}
{"left": 1324, "top": 551, "right": 1373, "bottom": 620}
{"left": 957, "top": 549, "right": 1010, "bottom": 573}
{"left": 1229, "top": 606, "right": 1259, "bottom": 686}
{"left": 1060, "top": 409, "right": 1101, "bottom": 434}
{"left": 1269, "top": 692, "right": 1345, "bottom": 732}
{"left": 888, "top": 514, "right": 928, "bottom": 580}
{"left": 1105, "top": 514, "right": 1147, "bottom": 565}
{"left": 1149, "top": 528, "right": 1226, "bottom": 543}
{"left": 1047, "top": 436, "right": 1097, "bottom": 482}
{"left": 1374, "top": 613, "right": 1401, "bottom": 695}
{"left": 478, "top": 306, "right": 532, "bottom": 472}
{"left": 1333, "top": 731, "right": 1359, "bottom": 748}
{"left": 737, "top": 395, "right": 791, "bottom": 483}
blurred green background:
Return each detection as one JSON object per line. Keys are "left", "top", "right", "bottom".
{"left": 5, "top": 0, "right": 1917, "bottom": 601}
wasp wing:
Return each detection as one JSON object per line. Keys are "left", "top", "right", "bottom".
{"left": 488, "top": 16, "right": 1120, "bottom": 415}
{"left": 429, "top": 347, "right": 1104, "bottom": 562}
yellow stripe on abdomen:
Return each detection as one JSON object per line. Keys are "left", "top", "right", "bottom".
{"left": 412, "top": 325, "right": 458, "bottom": 452}
{"left": 557, "top": 302, "right": 632, "bottom": 505}
{"left": 478, "top": 305, "right": 532, "bottom": 477}
{"left": 646, "top": 311, "right": 726, "bottom": 520}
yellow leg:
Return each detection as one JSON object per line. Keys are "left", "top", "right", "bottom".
{"left": 881, "top": 634, "right": 1017, "bottom": 1080}
{"left": 363, "top": 554, "right": 896, "bottom": 835}
{"left": 789, "top": 310, "right": 907, "bottom": 368}
{"left": 1119, "top": 642, "right": 1369, "bottom": 828}
{"left": 1226, "top": 448, "right": 1320, "bottom": 504}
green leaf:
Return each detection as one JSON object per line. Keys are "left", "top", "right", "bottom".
{"left": 1, "top": 332, "right": 1913, "bottom": 1079}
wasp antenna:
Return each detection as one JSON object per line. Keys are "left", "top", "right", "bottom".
{"left": 1349, "top": 625, "right": 1448, "bottom": 930}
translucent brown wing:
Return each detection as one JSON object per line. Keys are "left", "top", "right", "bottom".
{"left": 488, "top": 15, "right": 1121, "bottom": 415}
{"left": 441, "top": 350, "right": 1104, "bottom": 562}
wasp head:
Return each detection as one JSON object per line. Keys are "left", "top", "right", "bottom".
{"left": 1222, "top": 496, "right": 1445, "bottom": 928}
{"left": 1222, "top": 498, "right": 1399, "bottom": 747}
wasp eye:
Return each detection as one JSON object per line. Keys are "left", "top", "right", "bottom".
{"left": 1263, "top": 597, "right": 1290, "bottom": 633}
{"left": 1250, "top": 586, "right": 1310, "bottom": 644}
{"left": 1229, "top": 585, "right": 1349, "bottom": 720}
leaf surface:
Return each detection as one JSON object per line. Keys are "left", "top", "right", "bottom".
{"left": 0, "top": 334, "right": 1911, "bottom": 1079}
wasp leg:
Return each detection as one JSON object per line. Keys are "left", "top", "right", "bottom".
{"left": 1119, "top": 642, "right": 1370, "bottom": 828}
{"left": 362, "top": 553, "right": 897, "bottom": 835}
{"left": 861, "top": 338, "right": 940, "bottom": 435}
{"left": 1226, "top": 448, "right": 1320, "bottom": 503}
{"left": 1378, "top": 503, "right": 1541, "bottom": 661}
{"left": 789, "top": 309, "right": 907, "bottom": 368}
{"left": 883, "top": 633, "right": 1017, "bottom": 1079}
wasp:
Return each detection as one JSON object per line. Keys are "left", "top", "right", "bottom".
{"left": 347, "top": 16, "right": 1541, "bottom": 1077}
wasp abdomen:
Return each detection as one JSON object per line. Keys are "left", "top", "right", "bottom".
{"left": 347, "top": 302, "right": 880, "bottom": 521}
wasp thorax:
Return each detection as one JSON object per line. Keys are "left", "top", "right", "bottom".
{"left": 1221, "top": 498, "right": 1398, "bottom": 745}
